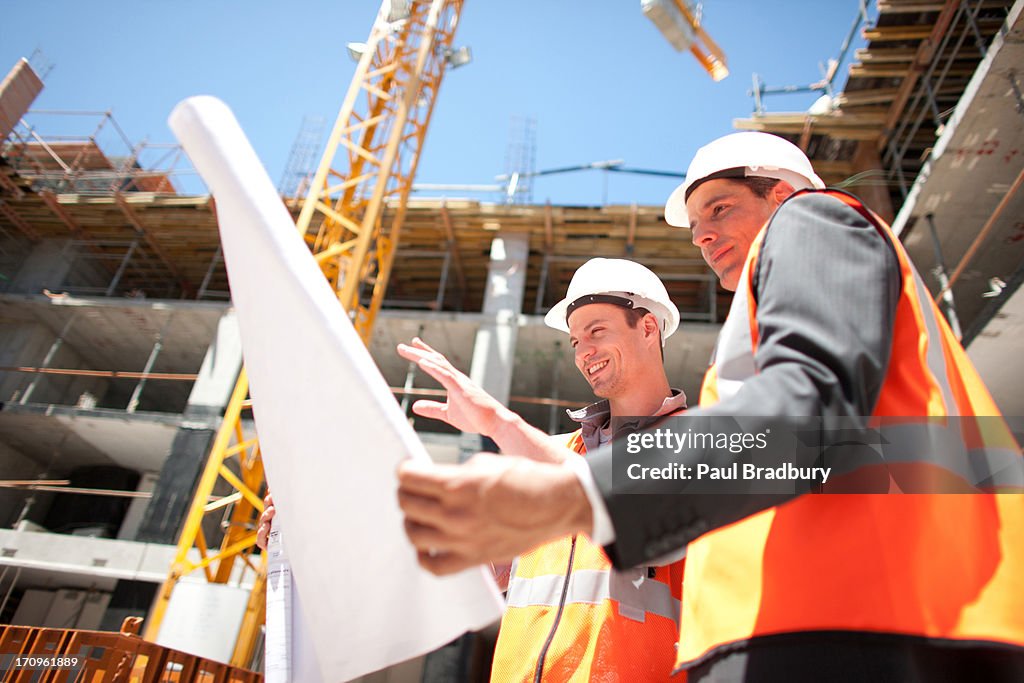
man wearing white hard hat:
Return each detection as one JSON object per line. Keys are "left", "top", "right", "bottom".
{"left": 396, "top": 132, "right": 1024, "bottom": 681}
{"left": 398, "top": 258, "right": 687, "bottom": 681}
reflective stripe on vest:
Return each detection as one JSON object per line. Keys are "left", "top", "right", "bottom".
{"left": 676, "top": 188, "right": 1024, "bottom": 671}
{"left": 506, "top": 568, "right": 681, "bottom": 624}
{"left": 491, "top": 431, "right": 685, "bottom": 682}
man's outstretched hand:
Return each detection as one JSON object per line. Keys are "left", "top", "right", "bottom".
{"left": 396, "top": 337, "right": 567, "bottom": 462}
{"left": 397, "top": 337, "right": 512, "bottom": 437}
{"left": 397, "top": 453, "right": 593, "bottom": 575}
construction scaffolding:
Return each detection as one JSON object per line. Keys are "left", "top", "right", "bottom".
{"left": 736, "top": 0, "right": 1015, "bottom": 215}
{"left": 4, "top": 110, "right": 188, "bottom": 196}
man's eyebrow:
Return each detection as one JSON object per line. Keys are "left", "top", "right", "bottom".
{"left": 700, "top": 192, "right": 733, "bottom": 211}
{"left": 688, "top": 191, "right": 734, "bottom": 231}
{"left": 570, "top": 318, "right": 610, "bottom": 341}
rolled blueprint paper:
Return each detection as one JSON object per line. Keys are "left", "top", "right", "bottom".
{"left": 169, "top": 96, "right": 502, "bottom": 682}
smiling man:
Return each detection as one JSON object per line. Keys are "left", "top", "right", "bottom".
{"left": 400, "top": 258, "right": 687, "bottom": 681}
{"left": 396, "top": 133, "right": 1024, "bottom": 682}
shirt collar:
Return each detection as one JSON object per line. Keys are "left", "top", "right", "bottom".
{"left": 566, "top": 389, "right": 687, "bottom": 430}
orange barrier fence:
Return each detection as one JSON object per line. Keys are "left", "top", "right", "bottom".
{"left": 0, "top": 618, "right": 261, "bottom": 682}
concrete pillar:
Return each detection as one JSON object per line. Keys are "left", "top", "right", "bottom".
{"left": 459, "top": 234, "right": 529, "bottom": 460}
{"left": 183, "top": 310, "right": 245, "bottom": 417}
{"left": 8, "top": 239, "right": 74, "bottom": 295}
{"left": 134, "top": 311, "right": 242, "bottom": 543}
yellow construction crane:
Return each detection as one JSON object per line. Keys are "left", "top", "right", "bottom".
{"left": 143, "top": 0, "right": 727, "bottom": 668}
{"left": 642, "top": 0, "right": 729, "bottom": 81}
{"left": 143, "top": 0, "right": 467, "bottom": 665}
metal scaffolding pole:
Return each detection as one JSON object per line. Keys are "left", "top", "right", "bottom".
{"left": 926, "top": 213, "right": 963, "bottom": 340}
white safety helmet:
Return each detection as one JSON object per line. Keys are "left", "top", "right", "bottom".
{"left": 664, "top": 132, "right": 825, "bottom": 228}
{"left": 544, "top": 258, "right": 680, "bottom": 345}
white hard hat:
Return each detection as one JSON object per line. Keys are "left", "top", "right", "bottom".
{"left": 544, "top": 258, "right": 680, "bottom": 344}
{"left": 664, "top": 132, "right": 825, "bottom": 228}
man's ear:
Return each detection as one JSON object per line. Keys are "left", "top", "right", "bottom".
{"left": 643, "top": 313, "right": 660, "bottom": 344}
{"left": 771, "top": 180, "right": 796, "bottom": 207}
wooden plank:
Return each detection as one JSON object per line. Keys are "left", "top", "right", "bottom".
{"left": 876, "top": 1, "right": 946, "bottom": 13}
{"left": 39, "top": 190, "right": 86, "bottom": 236}
{"left": 877, "top": 0, "right": 1005, "bottom": 11}
{"left": 850, "top": 63, "right": 976, "bottom": 78}
{"left": 863, "top": 24, "right": 935, "bottom": 41}
{"left": 838, "top": 87, "right": 903, "bottom": 106}
{"left": 854, "top": 46, "right": 919, "bottom": 62}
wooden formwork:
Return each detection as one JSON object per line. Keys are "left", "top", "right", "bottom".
{"left": 0, "top": 618, "right": 260, "bottom": 683}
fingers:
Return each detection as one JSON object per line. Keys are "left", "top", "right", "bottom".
{"left": 403, "top": 519, "right": 465, "bottom": 554}
{"left": 256, "top": 508, "right": 275, "bottom": 549}
{"left": 396, "top": 347, "right": 460, "bottom": 391}
{"left": 416, "top": 549, "right": 475, "bottom": 576}
{"left": 399, "top": 473, "right": 480, "bottom": 572}
{"left": 256, "top": 498, "right": 275, "bottom": 550}
{"left": 400, "top": 338, "right": 462, "bottom": 377}
{"left": 416, "top": 359, "right": 459, "bottom": 391}
{"left": 396, "top": 343, "right": 425, "bottom": 363}
{"left": 398, "top": 490, "right": 452, "bottom": 531}
{"left": 396, "top": 343, "right": 439, "bottom": 369}
{"left": 397, "top": 460, "right": 459, "bottom": 498}
{"left": 258, "top": 502, "right": 276, "bottom": 524}
{"left": 411, "top": 399, "right": 447, "bottom": 422}
{"left": 397, "top": 338, "right": 447, "bottom": 368}
{"left": 411, "top": 337, "right": 439, "bottom": 354}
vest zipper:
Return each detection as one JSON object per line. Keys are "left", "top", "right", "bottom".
{"left": 533, "top": 534, "right": 577, "bottom": 683}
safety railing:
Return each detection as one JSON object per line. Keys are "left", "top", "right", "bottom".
{"left": 0, "top": 617, "right": 260, "bottom": 682}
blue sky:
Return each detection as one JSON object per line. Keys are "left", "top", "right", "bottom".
{"left": 1, "top": 1, "right": 868, "bottom": 206}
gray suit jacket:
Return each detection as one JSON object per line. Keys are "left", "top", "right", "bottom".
{"left": 586, "top": 191, "right": 901, "bottom": 568}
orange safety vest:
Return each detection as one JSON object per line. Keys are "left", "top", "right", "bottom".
{"left": 492, "top": 431, "right": 686, "bottom": 682}
{"left": 675, "top": 188, "right": 1024, "bottom": 671}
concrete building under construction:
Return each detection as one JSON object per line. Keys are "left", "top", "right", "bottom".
{"left": 0, "top": 0, "right": 1022, "bottom": 678}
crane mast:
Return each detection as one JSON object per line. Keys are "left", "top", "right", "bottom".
{"left": 143, "top": 0, "right": 466, "bottom": 666}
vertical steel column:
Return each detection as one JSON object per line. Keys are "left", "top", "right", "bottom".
{"left": 921, "top": 78, "right": 945, "bottom": 131}
{"left": 0, "top": 567, "right": 22, "bottom": 619}
{"left": 127, "top": 313, "right": 173, "bottom": 413}
{"left": 400, "top": 323, "right": 426, "bottom": 416}
{"left": 926, "top": 214, "right": 963, "bottom": 340}
{"left": 197, "top": 245, "right": 222, "bottom": 300}
{"left": 105, "top": 239, "right": 138, "bottom": 296}
{"left": 547, "top": 340, "right": 562, "bottom": 435}
{"left": 534, "top": 253, "right": 550, "bottom": 314}
{"left": 436, "top": 250, "right": 451, "bottom": 310}
{"left": 20, "top": 314, "right": 77, "bottom": 404}
{"left": 960, "top": 0, "right": 988, "bottom": 57}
